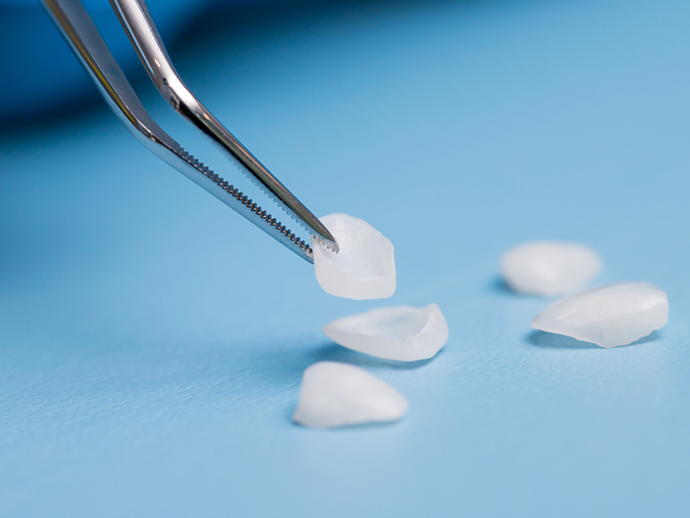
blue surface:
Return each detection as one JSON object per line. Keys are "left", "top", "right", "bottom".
{"left": 2, "top": 0, "right": 690, "bottom": 516}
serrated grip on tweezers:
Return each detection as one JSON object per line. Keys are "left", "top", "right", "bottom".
{"left": 40, "top": 0, "right": 336, "bottom": 263}
{"left": 109, "top": 0, "right": 339, "bottom": 253}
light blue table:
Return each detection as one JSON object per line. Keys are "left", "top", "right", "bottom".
{"left": 1, "top": 0, "right": 689, "bottom": 516}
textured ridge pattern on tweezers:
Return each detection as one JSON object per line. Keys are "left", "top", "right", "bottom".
{"left": 179, "top": 148, "right": 313, "bottom": 257}
{"left": 228, "top": 155, "right": 313, "bottom": 235}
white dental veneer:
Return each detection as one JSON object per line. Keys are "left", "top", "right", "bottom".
{"left": 501, "top": 241, "right": 602, "bottom": 297}
{"left": 292, "top": 362, "right": 409, "bottom": 428}
{"left": 312, "top": 213, "right": 395, "bottom": 300}
{"left": 531, "top": 282, "right": 669, "bottom": 348}
{"left": 323, "top": 304, "right": 448, "bottom": 361}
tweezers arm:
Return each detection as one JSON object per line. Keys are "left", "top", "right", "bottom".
{"left": 40, "top": 0, "right": 173, "bottom": 149}
{"left": 40, "top": 0, "right": 319, "bottom": 262}
{"left": 109, "top": 0, "right": 338, "bottom": 251}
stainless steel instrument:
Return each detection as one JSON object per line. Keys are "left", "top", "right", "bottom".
{"left": 41, "top": 0, "right": 339, "bottom": 262}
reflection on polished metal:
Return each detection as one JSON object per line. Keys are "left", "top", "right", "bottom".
{"left": 40, "top": 0, "right": 339, "bottom": 263}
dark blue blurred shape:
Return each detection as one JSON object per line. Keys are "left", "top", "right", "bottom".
{"left": 0, "top": 0, "right": 267, "bottom": 123}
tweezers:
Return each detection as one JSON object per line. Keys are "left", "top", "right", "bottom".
{"left": 40, "top": 0, "right": 339, "bottom": 262}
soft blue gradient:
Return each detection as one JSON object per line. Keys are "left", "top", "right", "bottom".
{"left": 1, "top": 0, "right": 690, "bottom": 516}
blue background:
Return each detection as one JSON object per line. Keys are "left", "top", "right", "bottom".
{"left": 1, "top": 0, "right": 690, "bottom": 516}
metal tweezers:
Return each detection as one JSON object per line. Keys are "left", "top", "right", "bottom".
{"left": 41, "top": 0, "right": 339, "bottom": 262}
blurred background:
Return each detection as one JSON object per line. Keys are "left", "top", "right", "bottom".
{"left": 1, "top": 0, "right": 689, "bottom": 517}
{"left": 1, "top": 0, "right": 249, "bottom": 121}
